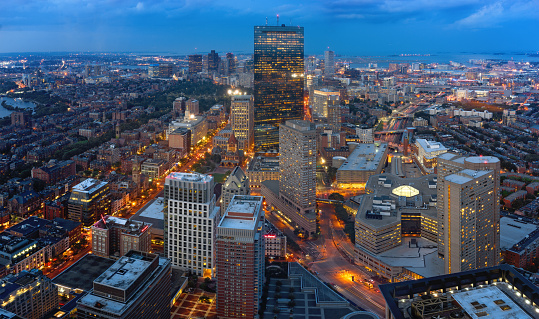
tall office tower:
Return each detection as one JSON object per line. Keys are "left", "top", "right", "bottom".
{"left": 279, "top": 120, "right": 317, "bottom": 215}
{"left": 442, "top": 169, "right": 498, "bottom": 274}
{"left": 216, "top": 195, "right": 265, "bottom": 319}
{"left": 312, "top": 88, "right": 340, "bottom": 118}
{"left": 324, "top": 50, "right": 335, "bottom": 76}
{"left": 221, "top": 167, "right": 249, "bottom": 215}
{"left": 188, "top": 54, "right": 203, "bottom": 74}
{"left": 159, "top": 63, "right": 175, "bottom": 78}
{"left": 307, "top": 56, "right": 317, "bottom": 72}
{"left": 0, "top": 269, "right": 58, "bottom": 319}
{"left": 91, "top": 215, "right": 152, "bottom": 258}
{"left": 77, "top": 251, "right": 171, "bottom": 319}
{"left": 226, "top": 52, "right": 235, "bottom": 75}
{"left": 436, "top": 153, "right": 500, "bottom": 266}
{"left": 148, "top": 64, "right": 159, "bottom": 78}
{"left": 186, "top": 98, "right": 200, "bottom": 115}
{"left": 253, "top": 24, "right": 304, "bottom": 151}
{"left": 164, "top": 173, "right": 220, "bottom": 277}
{"left": 230, "top": 94, "right": 254, "bottom": 152}
{"left": 327, "top": 100, "right": 341, "bottom": 132}
{"left": 68, "top": 178, "right": 111, "bottom": 226}
{"left": 208, "top": 50, "right": 220, "bottom": 74}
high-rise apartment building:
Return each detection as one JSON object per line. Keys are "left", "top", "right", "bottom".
{"left": 216, "top": 195, "right": 265, "bottom": 319}
{"left": 188, "top": 54, "right": 203, "bottom": 74}
{"left": 221, "top": 167, "right": 249, "bottom": 215}
{"left": 230, "top": 94, "right": 254, "bottom": 152}
{"left": 327, "top": 100, "right": 341, "bottom": 132}
{"left": 324, "top": 50, "right": 335, "bottom": 76}
{"left": 254, "top": 25, "right": 304, "bottom": 151}
{"left": 91, "top": 215, "right": 152, "bottom": 259}
{"left": 437, "top": 153, "right": 500, "bottom": 272}
{"left": 68, "top": 178, "right": 111, "bottom": 226}
{"left": 208, "top": 50, "right": 220, "bottom": 74}
{"left": 312, "top": 89, "right": 340, "bottom": 118}
{"left": 0, "top": 269, "right": 58, "bottom": 319}
{"left": 279, "top": 120, "right": 317, "bottom": 210}
{"left": 164, "top": 172, "right": 220, "bottom": 277}
{"left": 186, "top": 99, "right": 200, "bottom": 116}
{"left": 77, "top": 251, "right": 171, "bottom": 319}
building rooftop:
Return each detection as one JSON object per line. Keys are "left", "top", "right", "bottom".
{"left": 500, "top": 217, "right": 539, "bottom": 251}
{"left": 338, "top": 143, "right": 387, "bottom": 172}
{"left": 94, "top": 256, "right": 151, "bottom": 291}
{"left": 72, "top": 178, "right": 107, "bottom": 194}
{"left": 52, "top": 254, "right": 116, "bottom": 292}
{"left": 465, "top": 156, "right": 500, "bottom": 164}
{"left": 247, "top": 156, "right": 279, "bottom": 172}
{"left": 445, "top": 169, "right": 490, "bottom": 184}
{"left": 219, "top": 196, "right": 263, "bottom": 230}
{"left": 165, "top": 172, "right": 213, "bottom": 183}
{"left": 416, "top": 139, "right": 447, "bottom": 153}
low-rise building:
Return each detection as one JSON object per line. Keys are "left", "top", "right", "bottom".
{"left": 141, "top": 158, "right": 166, "bottom": 180}
{"left": 414, "top": 139, "right": 447, "bottom": 173}
{"left": 246, "top": 155, "right": 279, "bottom": 195}
{"left": 336, "top": 143, "right": 388, "bottom": 189}
{"left": 91, "top": 215, "right": 151, "bottom": 259}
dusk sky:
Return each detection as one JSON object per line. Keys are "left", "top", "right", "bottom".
{"left": 1, "top": 0, "right": 538, "bottom": 55}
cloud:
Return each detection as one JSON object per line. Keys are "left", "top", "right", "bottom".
{"left": 135, "top": 2, "right": 144, "bottom": 11}
{"left": 453, "top": 2, "right": 503, "bottom": 28}
{"left": 453, "top": 0, "right": 539, "bottom": 28}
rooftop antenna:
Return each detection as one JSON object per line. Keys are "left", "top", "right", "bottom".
{"left": 265, "top": 17, "right": 268, "bottom": 25}
{"left": 277, "top": 14, "right": 279, "bottom": 26}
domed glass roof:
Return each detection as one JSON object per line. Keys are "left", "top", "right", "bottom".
{"left": 392, "top": 185, "right": 419, "bottom": 197}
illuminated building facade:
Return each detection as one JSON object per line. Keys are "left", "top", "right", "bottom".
{"left": 216, "top": 195, "right": 265, "bottom": 319}
{"left": 253, "top": 25, "right": 304, "bottom": 151}
{"left": 163, "top": 173, "right": 220, "bottom": 277}
{"left": 312, "top": 89, "right": 340, "bottom": 118}
{"left": 324, "top": 50, "right": 335, "bottom": 76}
{"left": 68, "top": 178, "right": 111, "bottom": 226}
{"left": 230, "top": 95, "right": 254, "bottom": 152}
{"left": 188, "top": 54, "right": 203, "bottom": 74}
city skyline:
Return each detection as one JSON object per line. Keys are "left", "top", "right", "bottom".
{"left": 0, "top": 0, "right": 538, "bottom": 54}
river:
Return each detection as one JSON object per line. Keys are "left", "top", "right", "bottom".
{"left": 0, "top": 96, "right": 36, "bottom": 118}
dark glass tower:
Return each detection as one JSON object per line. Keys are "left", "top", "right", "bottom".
{"left": 188, "top": 54, "right": 202, "bottom": 74}
{"left": 254, "top": 25, "right": 304, "bottom": 151}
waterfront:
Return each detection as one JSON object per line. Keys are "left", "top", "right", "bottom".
{"left": 0, "top": 96, "right": 36, "bottom": 118}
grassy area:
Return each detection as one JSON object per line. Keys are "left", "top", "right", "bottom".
{"left": 211, "top": 172, "right": 231, "bottom": 183}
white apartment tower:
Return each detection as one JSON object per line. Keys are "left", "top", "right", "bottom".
{"left": 164, "top": 172, "right": 220, "bottom": 277}
{"left": 279, "top": 120, "right": 317, "bottom": 212}
{"left": 230, "top": 95, "right": 254, "bottom": 152}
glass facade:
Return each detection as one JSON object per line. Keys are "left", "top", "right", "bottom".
{"left": 254, "top": 25, "right": 304, "bottom": 151}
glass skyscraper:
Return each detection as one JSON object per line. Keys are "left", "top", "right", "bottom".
{"left": 254, "top": 25, "right": 304, "bottom": 151}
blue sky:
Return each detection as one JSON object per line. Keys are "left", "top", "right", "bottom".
{"left": 0, "top": 0, "right": 537, "bottom": 55}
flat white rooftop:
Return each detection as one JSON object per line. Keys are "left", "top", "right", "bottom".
{"left": 138, "top": 197, "right": 164, "bottom": 221}
{"left": 452, "top": 285, "right": 532, "bottom": 319}
{"left": 500, "top": 217, "right": 538, "bottom": 250}
{"left": 339, "top": 143, "right": 387, "bottom": 172}
{"left": 165, "top": 172, "right": 213, "bottom": 183}
{"left": 94, "top": 255, "right": 151, "bottom": 290}
{"left": 73, "top": 178, "right": 107, "bottom": 194}
{"left": 445, "top": 169, "right": 490, "bottom": 184}
{"left": 416, "top": 139, "right": 447, "bottom": 153}
{"left": 466, "top": 156, "right": 500, "bottom": 164}
{"left": 219, "top": 196, "right": 262, "bottom": 230}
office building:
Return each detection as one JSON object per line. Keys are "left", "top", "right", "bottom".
{"left": 254, "top": 25, "right": 304, "bottom": 151}
{"left": 436, "top": 153, "right": 500, "bottom": 264}
{"left": 356, "top": 126, "right": 374, "bottom": 144}
{"left": 164, "top": 173, "right": 220, "bottom": 277}
{"left": 148, "top": 64, "right": 159, "bottom": 78}
{"left": 168, "top": 112, "right": 207, "bottom": 145}
{"left": 186, "top": 99, "right": 199, "bottom": 116}
{"left": 261, "top": 120, "right": 317, "bottom": 235}
{"left": 380, "top": 265, "right": 539, "bottom": 319}
{"left": 208, "top": 50, "right": 220, "bottom": 73}
{"left": 335, "top": 142, "right": 389, "bottom": 188}
{"left": 221, "top": 167, "right": 249, "bottom": 215}
{"left": 414, "top": 139, "right": 448, "bottom": 173}
{"left": 188, "top": 54, "right": 203, "bottom": 74}
{"left": 68, "top": 178, "right": 111, "bottom": 226}
{"left": 91, "top": 215, "right": 151, "bottom": 259}
{"left": 327, "top": 100, "right": 341, "bottom": 131}
{"left": 246, "top": 155, "right": 279, "bottom": 195}
{"left": 230, "top": 95, "right": 254, "bottom": 152}
{"left": 324, "top": 50, "right": 335, "bottom": 76}
{"left": 158, "top": 63, "right": 174, "bottom": 78}
{"left": 216, "top": 195, "right": 265, "bottom": 319}
{"left": 77, "top": 251, "right": 171, "bottom": 319}
{"left": 442, "top": 169, "right": 499, "bottom": 274}
{"left": 168, "top": 127, "right": 191, "bottom": 156}
{"left": 172, "top": 97, "right": 186, "bottom": 113}
{"left": 0, "top": 269, "right": 58, "bottom": 319}
{"left": 141, "top": 159, "right": 166, "bottom": 180}
{"left": 312, "top": 89, "right": 340, "bottom": 118}
{"left": 226, "top": 52, "right": 235, "bottom": 75}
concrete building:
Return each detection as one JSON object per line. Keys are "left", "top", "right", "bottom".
{"left": 216, "top": 195, "right": 265, "bottom": 319}
{"left": 186, "top": 99, "right": 200, "bottom": 116}
{"left": 265, "top": 221, "right": 287, "bottom": 259}
{"left": 246, "top": 155, "right": 279, "bottom": 195}
{"left": 262, "top": 120, "right": 317, "bottom": 235}
{"left": 68, "top": 178, "right": 111, "bottom": 226}
{"left": 0, "top": 269, "right": 58, "bottom": 319}
{"left": 91, "top": 215, "right": 151, "bottom": 259}
{"left": 324, "top": 50, "right": 335, "bottom": 76}
{"left": 312, "top": 89, "right": 340, "bottom": 118}
{"left": 414, "top": 139, "right": 447, "bottom": 173}
{"left": 230, "top": 95, "right": 254, "bottom": 152}
{"left": 168, "top": 128, "right": 191, "bottom": 156}
{"left": 168, "top": 112, "right": 207, "bottom": 145}
{"left": 442, "top": 169, "right": 499, "bottom": 274}
{"left": 77, "top": 251, "right": 171, "bottom": 319}
{"left": 355, "top": 126, "right": 374, "bottom": 144}
{"left": 354, "top": 173, "right": 441, "bottom": 282}
{"left": 436, "top": 153, "right": 500, "bottom": 265}
{"left": 141, "top": 159, "right": 166, "bottom": 180}
{"left": 131, "top": 197, "right": 164, "bottom": 248}
{"left": 336, "top": 143, "right": 388, "bottom": 189}
{"left": 221, "top": 166, "right": 249, "bottom": 215}
{"left": 163, "top": 172, "right": 220, "bottom": 277}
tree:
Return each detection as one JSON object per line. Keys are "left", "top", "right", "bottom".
{"left": 328, "top": 192, "right": 344, "bottom": 202}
